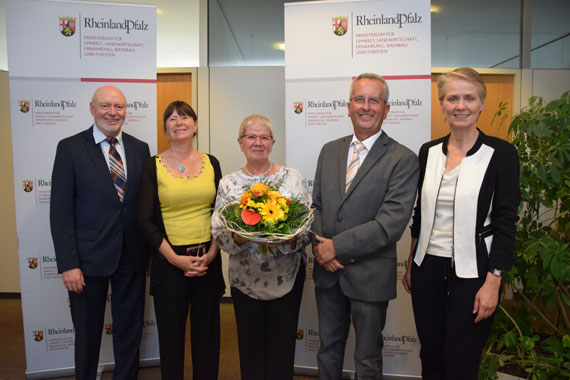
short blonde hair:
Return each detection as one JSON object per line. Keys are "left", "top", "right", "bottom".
{"left": 238, "top": 114, "right": 274, "bottom": 138}
{"left": 437, "top": 67, "right": 486, "bottom": 102}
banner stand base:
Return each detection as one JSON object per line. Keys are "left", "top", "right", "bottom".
{"left": 25, "top": 358, "right": 160, "bottom": 379}
{"left": 294, "top": 365, "right": 420, "bottom": 380}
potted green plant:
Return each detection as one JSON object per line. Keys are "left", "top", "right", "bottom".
{"left": 480, "top": 92, "right": 570, "bottom": 379}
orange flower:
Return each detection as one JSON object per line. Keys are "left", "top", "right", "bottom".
{"left": 240, "top": 191, "right": 252, "bottom": 206}
{"left": 250, "top": 183, "right": 269, "bottom": 196}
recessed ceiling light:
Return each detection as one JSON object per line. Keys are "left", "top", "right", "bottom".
{"left": 273, "top": 42, "right": 285, "bottom": 51}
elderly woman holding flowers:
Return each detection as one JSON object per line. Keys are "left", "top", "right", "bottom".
{"left": 212, "top": 114, "right": 311, "bottom": 380}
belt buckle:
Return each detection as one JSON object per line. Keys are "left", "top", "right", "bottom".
{"left": 186, "top": 245, "right": 204, "bottom": 256}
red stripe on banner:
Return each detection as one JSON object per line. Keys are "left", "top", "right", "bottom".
{"left": 81, "top": 78, "right": 157, "bottom": 83}
{"left": 382, "top": 75, "right": 432, "bottom": 80}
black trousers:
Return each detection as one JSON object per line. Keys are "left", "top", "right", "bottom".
{"left": 69, "top": 248, "right": 145, "bottom": 380}
{"left": 231, "top": 263, "right": 305, "bottom": 380}
{"left": 152, "top": 243, "right": 223, "bottom": 380}
{"left": 411, "top": 254, "right": 496, "bottom": 380}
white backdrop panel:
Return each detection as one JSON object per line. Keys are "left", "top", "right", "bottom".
{"left": 6, "top": 0, "right": 158, "bottom": 376}
{"left": 285, "top": 0, "right": 430, "bottom": 377}
{"left": 6, "top": 0, "right": 156, "bottom": 79}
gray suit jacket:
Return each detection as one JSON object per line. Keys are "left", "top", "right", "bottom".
{"left": 312, "top": 132, "right": 419, "bottom": 302}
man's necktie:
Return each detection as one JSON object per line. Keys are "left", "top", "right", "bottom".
{"left": 345, "top": 141, "right": 365, "bottom": 192}
{"left": 107, "top": 138, "right": 126, "bottom": 202}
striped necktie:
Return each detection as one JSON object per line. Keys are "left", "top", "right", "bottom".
{"left": 107, "top": 138, "right": 126, "bottom": 202}
{"left": 345, "top": 141, "right": 365, "bottom": 192}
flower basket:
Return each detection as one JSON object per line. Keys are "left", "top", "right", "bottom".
{"left": 217, "top": 182, "right": 313, "bottom": 244}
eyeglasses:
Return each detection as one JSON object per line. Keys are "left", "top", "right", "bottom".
{"left": 350, "top": 96, "right": 386, "bottom": 107}
{"left": 241, "top": 135, "right": 273, "bottom": 143}
{"left": 97, "top": 103, "right": 126, "bottom": 111}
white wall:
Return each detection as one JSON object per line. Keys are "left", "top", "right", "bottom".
{"left": 532, "top": 69, "right": 570, "bottom": 101}
{"left": 209, "top": 66, "right": 286, "bottom": 175}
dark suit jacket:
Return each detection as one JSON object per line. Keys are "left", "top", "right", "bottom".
{"left": 50, "top": 126, "right": 151, "bottom": 276}
{"left": 312, "top": 132, "right": 419, "bottom": 302}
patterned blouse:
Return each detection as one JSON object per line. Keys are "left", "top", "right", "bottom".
{"left": 211, "top": 166, "right": 312, "bottom": 300}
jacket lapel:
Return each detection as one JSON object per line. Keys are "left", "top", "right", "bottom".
{"left": 122, "top": 133, "right": 135, "bottom": 202}
{"left": 337, "top": 136, "right": 351, "bottom": 197}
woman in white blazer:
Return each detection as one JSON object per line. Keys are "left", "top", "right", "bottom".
{"left": 402, "top": 67, "right": 520, "bottom": 380}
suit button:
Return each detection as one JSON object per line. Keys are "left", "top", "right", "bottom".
{"left": 350, "top": 258, "right": 356, "bottom": 263}
{"left": 337, "top": 217, "right": 342, "bottom": 222}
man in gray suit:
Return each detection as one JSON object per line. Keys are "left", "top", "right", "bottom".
{"left": 312, "top": 73, "right": 419, "bottom": 380}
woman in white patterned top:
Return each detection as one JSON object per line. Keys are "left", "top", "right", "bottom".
{"left": 211, "top": 114, "right": 311, "bottom": 380}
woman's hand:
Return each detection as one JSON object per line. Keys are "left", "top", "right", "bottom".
{"left": 473, "top": 272, "right": 502, "bottom": 323}
{"left": 261, "top": 236, "right": 297, "bottom": 249}
{"left": 174, "top": 255, "right": 201, "bottom": 273}
{"left": 184, "top": 242, "right": 219, "bottom": 277}
{"left": 402, "top": 238, "right": 417, "bottom": 294}
{"left": 233, "top": 233, "right": 248, "bottom": 246}
{"left": 181, "top": 256, "right": 207, "bottom": 277}
{"left": 402, "top": 264, "right": 412, "bottom": 294}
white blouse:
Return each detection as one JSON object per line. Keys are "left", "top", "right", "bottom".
{"left": 426, "top": 164, "right": 460, "bottom": 258}
{"left": 211, "top": 166, "right": 312, "bottom": 300}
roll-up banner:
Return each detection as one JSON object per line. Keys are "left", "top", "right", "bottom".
{"left": 5, "top": 0, "right": 158, "bottom": 377}
{"left": 285, "top": 0, "right": 431, "bottom": 377}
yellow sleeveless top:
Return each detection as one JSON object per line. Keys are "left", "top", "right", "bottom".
{"left": 156, "top": 153, "right": 216, "bottom": 246}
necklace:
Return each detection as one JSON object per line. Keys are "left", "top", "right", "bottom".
{"left": 243, "top": 162, "right": 272, "bottom": 177}
{"left": 173, "top": 150, "right": 194, "bottom": 173}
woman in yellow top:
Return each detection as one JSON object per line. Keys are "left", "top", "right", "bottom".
{"left": 138, "top": 101, "right": 225, "bottom": 380}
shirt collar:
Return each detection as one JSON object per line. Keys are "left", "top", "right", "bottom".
{"left": 351, "top": 129, "right": 383, "bottom": 151}
{"left": 93, "top": 125, "right": 123, "bottom": 146}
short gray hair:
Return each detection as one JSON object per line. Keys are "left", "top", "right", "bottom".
{"left": 349, "top": 73, "right": 390, "bottom": 103}
{"left": 238, "top": 114, "right": 275, "bottom": 138}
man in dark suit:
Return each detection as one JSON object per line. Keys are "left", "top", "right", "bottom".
{"left": 312, "top": 73, "right": 420, "bottom": 380}
{"left": 50, "top": 85, "right": 150, "bottom": 380}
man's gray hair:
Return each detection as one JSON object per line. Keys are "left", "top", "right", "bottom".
{"left": 349, "top": 73, "right": 390, "bottom": 103}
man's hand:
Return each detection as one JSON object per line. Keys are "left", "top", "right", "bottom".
{"left": 323, "top": 258, "right": 345, "bottom": 272}
{"left": 62, "top": 268, "right": 85, "bottom": 293}
{"left": 313, "top": 235, "right": 345, "bottom": 272}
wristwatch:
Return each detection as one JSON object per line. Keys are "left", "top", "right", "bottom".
{"left": 490, "top": 268, "right": 503, "bottom": 277}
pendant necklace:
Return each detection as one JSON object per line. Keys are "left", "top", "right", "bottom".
{"left": 174, "top": 150, "right": 194, "bottom": 173}
{"left": 243, "top": 162, "right": 272, "bottom": 177}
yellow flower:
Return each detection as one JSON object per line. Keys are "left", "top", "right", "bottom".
{"left": 246, "top": 199, "right": 261, "bottom": 210}
{"left": 260, "top": 201, "right": 285, "bottom": 224}
{"left": 250, "top": 183, "right": 269, "bottom": 196}
{"left": 268, "top": 190, "right": 282, "bottom": 201}
{"left": 277, "top": 198, "right": 290, "bottom": 214}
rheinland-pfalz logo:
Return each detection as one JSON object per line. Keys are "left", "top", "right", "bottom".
{"left": 33, "top": 330, "right": 44, "bottom": 342}
{"left": 332, "top": 16, "right": 348, "bottom": 36}
{"left": 22, "top": 180, "right": 33, "bottom": 192}
{"left": 19, "top": 100, "right": 30, "bottom": 113}
{"left": 296, "top": 329, "right": 304, "bottom": 340}
{"left": 27, "top": 257, "right": 38, "bottom": 269}
{"left": 59, "top": 16, "right": 77, "bottom": 37}
{"left": 293, "top": 101, "right": 304, "bottom": 114}
{"left": 105, "top": 324, "right": 113, "bottom": 335}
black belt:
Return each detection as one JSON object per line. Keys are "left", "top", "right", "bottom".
{"left": 172, "top": 241, "right": 210, "bottom": 257}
